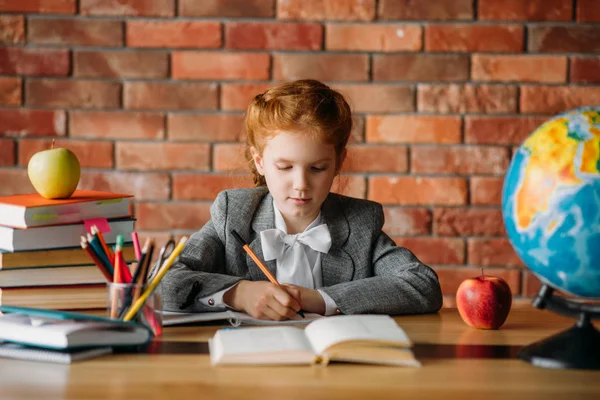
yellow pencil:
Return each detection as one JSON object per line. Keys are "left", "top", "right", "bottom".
{"left": 122, "top": 236, "right": 187, "bottom": 321}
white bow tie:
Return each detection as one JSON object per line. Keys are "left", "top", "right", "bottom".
{"left": 260, "top": 224, "right": 332, "bottom": 288}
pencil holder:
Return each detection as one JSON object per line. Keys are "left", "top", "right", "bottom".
{"left": 106, "top": 282, "right": 163, "bottom": 337}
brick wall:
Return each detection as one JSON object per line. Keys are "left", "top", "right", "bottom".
{"left": 1, "top": 0, "right": 599, "bottom": 307}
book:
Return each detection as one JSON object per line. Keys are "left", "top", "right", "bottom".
{"left": 0, "top": 342, "right": 112, "bottom": 364}
{"left": 0, "top": 306, "right": 152, "bottom": 350}
{"left": 162, "top": 310, "right": 324, "bottom": 327}
{"left": 0, "top": 284, "right": 107, "bottom": 310}
{"left": 0, "top": 190, "right": 132, "bottom": 229}
{"left": 0, "top": 244, "right": 136, "bottom": 269}
{"left": 0, "top": 217, "right": 135, "bottom": 252}
{"left": 0, "top": 265, "right": 107, "bottom": 287}
{"left": 208, "top": 315, "right": 420, "bottom": 367}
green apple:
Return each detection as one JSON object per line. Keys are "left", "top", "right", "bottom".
{"left": 27, "top": 141, "right": 81, "bottom": 199}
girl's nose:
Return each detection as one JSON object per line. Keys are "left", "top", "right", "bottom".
{"left": 293, "top": 170, "right": 309, "bottom": 191}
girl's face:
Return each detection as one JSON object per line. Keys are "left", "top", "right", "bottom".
{"left": 251, "top": 130, "right": 343, "bottom": 234}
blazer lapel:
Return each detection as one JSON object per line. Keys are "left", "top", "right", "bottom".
{"left": 248, "top": 192, "right": 277, "bottom": 282}
{"left": 320, "top": 194, "right": 354, "bottom": 286}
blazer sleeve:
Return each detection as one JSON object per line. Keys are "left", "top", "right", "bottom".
{"left": 161, "top": 191, "right": 244, "bottom": 312}
{"left": 321, "top": 204, "right": 444, "bottom": 316}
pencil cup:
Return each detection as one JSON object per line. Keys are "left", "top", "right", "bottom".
{"left": 106, "top": 282, "right": 163, "bottom": 337}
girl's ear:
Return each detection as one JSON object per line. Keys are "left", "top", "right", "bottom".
{"left": 250, "top": 146, "right": 265, "bottom": 175}
{"left": 335, "top": 149, "right": 347, "bottom": 175}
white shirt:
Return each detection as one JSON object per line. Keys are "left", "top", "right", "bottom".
{"left": 198, "top": 201, "right": 339, "bottom": 315}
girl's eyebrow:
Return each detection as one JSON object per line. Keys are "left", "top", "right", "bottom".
{"left": 274, "top": 157, "right": 333, "bottom": 163}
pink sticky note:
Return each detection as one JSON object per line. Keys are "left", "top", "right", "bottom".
{"left": 84, "top": 218, "right": 111, "bottom": 234}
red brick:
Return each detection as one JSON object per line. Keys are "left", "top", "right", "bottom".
{"left": 79, "top": 171, "right": 170, "bottom": 200}
{"left": 331, "top": 175, "right": 366, "bottom": 199}
{"left": 220, "top": 83, "right": 272, "bottom": 111}
{"left": 425, "top": 24, "right": 522, "bottom": 52}
{"left": 392, "top": 237, "right": 465, "bottom": 265}
{"left": 479, "top": 0, "right": 572, "bottom": 21}
{"left": 124, "top": 82, "right": 218, "bottom": 110}
{"left": 345, "top": 145, "right": 408, "bottom": 173}
{"left": 0, "top": 139, "right": 15, "bottom": 166}
{"left": 468, "top": 238, "right": 524, "bottom": 267}
{"left": 465, "top": 116, "right": 548, "bottom": 145}
{"left": 278, "top": 0, "right": 375, "bottom": 21}
{"left": 0, "top": 77, "right": 21, "bottom": 106}
{"left": 28, "top": 18, "right": 122, "bottom": 46}
{"left": 434, "top": 208, "right": 505, "bottom": 236}
{"left": 80, "top": 0, "right": 174, "bottom": 16}
{"left": 418, "top": 84, "right": 517, "bottom": 113}
{"left": 173, "top": 174, "right": 254, "bottom": 200}
{"left": 26, "top": 79, "right": 120, "bottom": 109}
{"left": 522, "top": 271, "right": 542, "bottom": 297}
{"left": 436, "top": 268, "right": 521, "bottom": 296}
{"left": 383, "top": 207, "right": 432, "bottom": 236}
{"left": 226, "top": 22, "right": 322, "bottom": 50}
{"left": 127, "top": 21, "right": 221, "bottom": 48}
{"left": 570, "top": 57, "right": 600, "bottom": 83}
{"left": 412, "top": 146, "right": 510, "bottom": 175}
{"left": 116, "top": 142, "right": 210, "bottom": 171}
{"left": 18, "top": 139, "right": 113, "bottom": 169}
{"left": 213, "top": 143, "right": 246, "bottom": 172}
{"left": 472, "top": 55, "right": 567, "bottom": 83}
{"left": 373, "top": 54, "right": 468, "bottom": 82}
{"left": 135, "top": 202, "right": 211, "bottom": 230}
{"left": 0, "top": 15, "right": 24, "bottom": 44}
{"left": 168, "top": 114, "right": 243, "bottom": 142}
{"left": 0, "top": 0, "right": 75, "bottom": 13}
{"left": 520, "top": 86, "right": 600, "bottom": 114}
{"left": 74, "top": 51, "right": 168, "bottom": 79}
{"left": 179, "top": 0, "right": 274, "bottom": 17}
{"left": 348, "top": 116, "right": 365, "bottom": 144}
{"left": 529, "top": 26, "right": 600, "bottom": 53}
{"left": 273, "top": 54, "right": 368, "bottom": 82}
{"left": 172, "top": 52, "right": 270, "bottom": 80}
{"left": 326, "top": 24, "right": 421, "bottom": 51}
{"left": 366, "top": 116, "right": 462, "bottom": 144}
{"left": 332, "top": 84, "right": 414, "bottom": 113}
{"left": 70, "top": 111, "right": 164, "bottom": 140}
{"left": 0, "top": 47, "right": 69, "bottom": 76}
{"left": 0, "top": 170, "right": 34, "bottom": 195}
{"left": 578, "top": 0, "right": 600, "bottom": 22}
{"left": 471, "top": 177, "right": 503, "bottom": 206}
{"left": 369, "top": 176, "right": 467, "bottom": 205}
{"left": 0, "top": 109, "right": 66, "bottom": 137}
{"left": 378, "top": 0, "right": 473, "bottom": 20}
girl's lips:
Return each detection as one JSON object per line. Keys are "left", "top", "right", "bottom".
{"left": 289, "top": 198, "right": 311, "bottom": 205}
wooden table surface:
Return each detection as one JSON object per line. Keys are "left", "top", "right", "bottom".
{"left": 0, "top": 307, "right": 599, "bottom": 400}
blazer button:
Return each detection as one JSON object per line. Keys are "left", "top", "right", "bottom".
{"left": 335, "top": 308, "right": 341, "bottom": 315}
{"left": 208, "top": 298, "right": 215, "bottom": 306}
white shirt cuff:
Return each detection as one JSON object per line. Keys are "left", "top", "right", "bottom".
{"left": 317, "top": 289, "right": 339, "bottom": 316}
{"left": 198, "top": 283, "right": 239, "bottom": 310}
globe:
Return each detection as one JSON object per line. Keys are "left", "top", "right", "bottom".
{"left": 502, "top": 106, "right": 600, "bottom": 299}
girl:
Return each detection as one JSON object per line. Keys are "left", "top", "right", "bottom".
{"left": 162, "top": 79, "right": 443, "bottom": 320}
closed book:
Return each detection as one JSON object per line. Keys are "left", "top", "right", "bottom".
{"left": 0, "top": 266, "right": 108, "bottom": 288}
{"left": 0, "top": 285, "right": 107, "bottom": 310}
{"left": 209, "top": 315, "right": 420, "bottom": 367}
{"left": 0, "top": 218, "right": 135, "bottom": 252}
{"left": 0, "top": 306, "right": 151, "bottom": 350}
{"left": 0, "top": 190, "right": 133, "bottom": 229}
{"left": 0, "top": 244, "right": 136, "bottom": 269}
{"left": 0, "top": 342, "right": 112, "bottom": 364}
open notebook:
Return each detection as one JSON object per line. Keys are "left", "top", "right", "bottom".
{"left": 162, "top": 310, "right": 324, "bottom": 327}
{"left": 209, "top": 315, "right": 420, "bottom": 367}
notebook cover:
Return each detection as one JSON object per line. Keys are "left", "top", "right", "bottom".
{"left": 0, "top": 191, "right": 133, "bottom": 208}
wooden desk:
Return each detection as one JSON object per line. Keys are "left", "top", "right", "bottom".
{"left": 1, "top": 307, "right": 599, "bottom": 400}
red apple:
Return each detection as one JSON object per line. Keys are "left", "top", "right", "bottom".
{"left": 456, "top": 270, "right": 512, "bottom": 330}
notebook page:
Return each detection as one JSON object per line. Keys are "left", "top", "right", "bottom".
{"left": 304, "top": 315, "right": 411, "bottom": 355}
{"left": 214, "top": 326, "right": 313, "bottom": 354}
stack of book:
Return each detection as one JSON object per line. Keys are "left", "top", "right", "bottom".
{"left": 0, "top": 190, "right": 135, "bottom": 310}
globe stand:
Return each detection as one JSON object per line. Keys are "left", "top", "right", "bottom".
{"left": 518, "top": 284, "right": 600, "bottom": 370}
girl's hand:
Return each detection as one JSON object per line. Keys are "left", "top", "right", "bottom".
{"left": 223, "top": 280, "right": 302, "bottom": 320}
{"left": 282, "top": 284, "right": 326, "bottom": 315}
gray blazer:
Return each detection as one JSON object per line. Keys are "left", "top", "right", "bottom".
{"left": 162, "top": 186, "right": 443, "bottom": 315}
